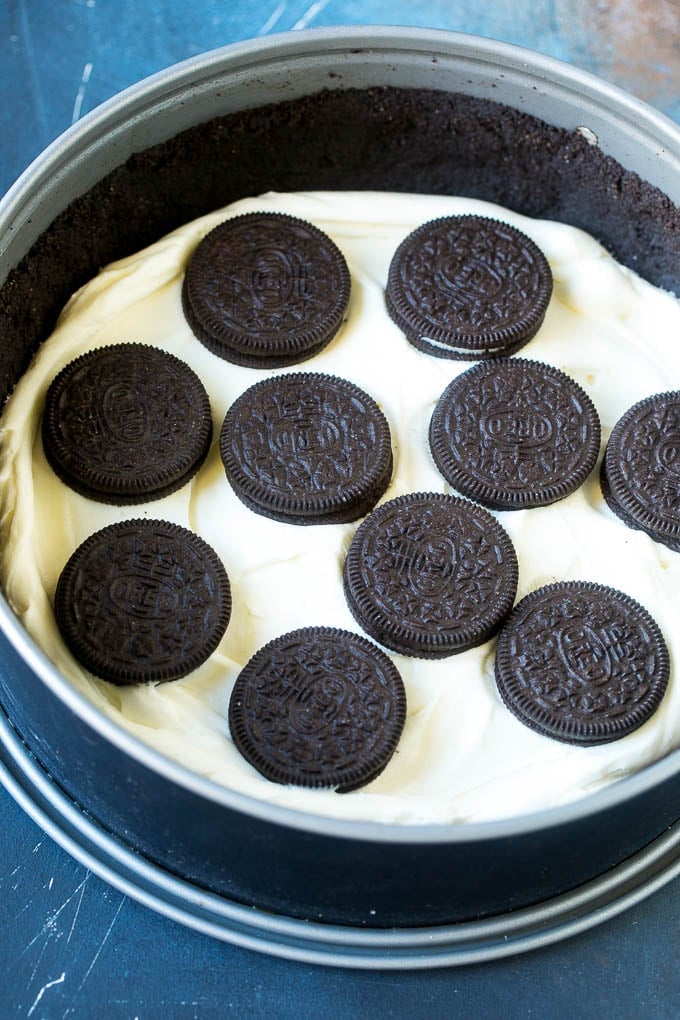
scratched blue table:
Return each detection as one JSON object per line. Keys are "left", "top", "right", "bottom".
{"left": 2, "top": 2, "right": 680, "bottom": 1016}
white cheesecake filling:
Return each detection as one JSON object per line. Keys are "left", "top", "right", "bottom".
{"left": 2, "top": 190, "right": 680, "bottom": 825}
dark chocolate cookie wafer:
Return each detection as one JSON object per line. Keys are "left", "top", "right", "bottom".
{"left": 42, "top": 343, "right": 212, "bottom": 504}
{"left": 429, "top": 358, "right": 601, "bottom": 509}
{"left": 229, "top": 626, "right": 406, "bottom": 791}
{"left": 343, "top": 493, "right": 518, "bottom": 657}
{"left": 495, "top": 581, "right": 669, "bottom": 745}
{"left": 386, "top": 215, "right": 552, "bottom": 360}
{"left": 54, "top": 520, "right": 231, "bottom": 685}
{"left": 220, "top": 372, "right": 393, "bottom": 525}
{"left": 601, "top": 391, "right": 680, "bottom": 552}
{"left": 182, "top": 213, "right": 351, "bottom": 367}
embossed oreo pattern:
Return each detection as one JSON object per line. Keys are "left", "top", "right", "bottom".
{"left": 386, "top": 215, "right": 552, "bottom": 360}
{"left": 220, "top": 372, "right": 393, "bottom": 524}
{"left": 429, "top": 358, "right": 601, "bottom": 509}
{"left": 182, "top": 213, "right": 351, "bottom": 367}
{"left": 42, "top": 344, "right": 212, "bottom": 504}
{"left": 495, "top": 581, "right": 670, "bottom": 745}
{"left": 228, "top": 627, "right": 406, "bottom": 791}
{"left": 343, "top": 493, "right": 518, "bottom": 657}
{"left": 601, "top": 391, "right": 680, "bottom": 552}
{"left": 54, "top": 520, "right": 231, "bottom": 685}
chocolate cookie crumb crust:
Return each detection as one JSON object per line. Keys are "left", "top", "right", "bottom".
{"left": 2, "top": 86, "right": 679, "bottom": 409}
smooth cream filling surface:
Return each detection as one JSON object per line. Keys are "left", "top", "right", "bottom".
{"left": 2, "top": 190, "right": 680, "bottom": 824}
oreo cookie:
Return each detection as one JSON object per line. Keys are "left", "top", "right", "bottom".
{"left": 229, "top": 626, "right": 406, "bottom": 791}
{"left": 54, "top": 520, "right": 231, "bottom": 685}
{"left": 495, "top": 581, "right": 670, "bottom": 745}
{"left": 601, "top": 391, "right": 680, "bottom": 552}
{"left": 182, "top": 212, "right": 351, "bottom": 367}
{"left": 343, "top": 493, "right": 518, "bottom": 657}
{"left": 42, "top": 343, "right": 212, "bottom": 504}
{"left": 429, "top": 358, "right": 601, "bottom": 509}
{"left": 386, "top": 215, "right": 553, "bottom": 360}
{"left": 219, "top": 372, "right": 393, "bottom": 525}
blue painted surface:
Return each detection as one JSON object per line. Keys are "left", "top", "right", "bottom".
{"left": 1, "top": 1, "right": 679, "bottom": 1015}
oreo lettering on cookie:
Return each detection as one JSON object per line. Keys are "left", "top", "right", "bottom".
{"left": 228, "top": 626, "right": 407, "bottom": 791}
{"left": 386, "top": 215, "right": 553, "bottom": 360}
{"left": 601, "top": 391, "right": 680, "bottom": 552}
{"left": 495, "top": 581, "right": 670, "bottom": 745}
{"left": 182, "top": 212, "right": 351, "bottom": 367}
{"left": 429, "top": 358, "right": 601, "bottom": 509}
{"left": 219, "top": 372, "right": 393, "bottom": 524}
{"left": 343, "top": 492, "right": 518, "bottom": 657}
{"left": 42, "top": 343, "right": 212, "bottom": 504}
{"left": 54, "top": 520, "right": 231, "bottom": 684}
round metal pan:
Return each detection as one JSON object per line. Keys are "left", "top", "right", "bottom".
{"left": 1, "top": 27, "right": 680, "bottom": 942}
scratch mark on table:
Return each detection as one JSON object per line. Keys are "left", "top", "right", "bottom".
{"left": 4, "top": 874, "right": 90, "bottom": 975}
{"left": 28, "top": 933, "right": 52, "bottom": 990}
{"left": 258, "top": 1, "right": 287, "bottom": 35}
{"left": 65, "top": 873, "right": 89, "bottom": 946}
{"left": 27, "top": 972, "right": 66, "bottom": 1017}
{"left": 4, "top": 862, "right": 23, "bottom": 881}
{"left": 292, "top": 0, "right": 331, "bottom": 30}
{"left": 72, "top": 895, "right": 125, "bottom": 998}
{"left": 72, "top": 61, "right": 94, "bottom": 124}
